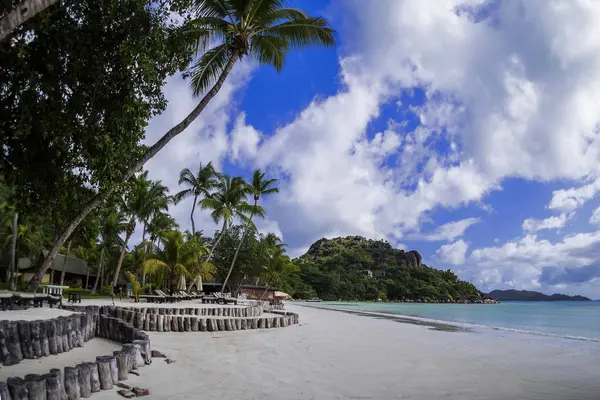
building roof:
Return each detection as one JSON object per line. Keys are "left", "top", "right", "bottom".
{"left": 18, "top": 251, "right": 93, "bottom": 276}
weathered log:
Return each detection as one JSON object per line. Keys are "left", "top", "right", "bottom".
{"left": 80, "top": 314, "right": 88, "bottom": 342}
{"left": 235, "top": 319, "right": 242, "bottom": 330}
{"left": 86, "top": 363, "right": 100, "bottom": 393}
{"left": 44, "top": 373, "right": 60, "bottom": 400}
{"left": 143, "top": 315, "right": 149, "bottom": 331}
{"left": 132, "top": 340, "right": 151, "bottom": 365}
{"left": 64, "top": 367, "right": 80, "bottom": 400}
{"left": 199, "top": 319, "right": 207, "bottom": 332}
{"left": 216, "top": 319, "right": 224, "bottom": 331}
{"left": 115, "top": 352, "right": 128, "bottom": 381}
{"left": 171, "top": 316, "right": 178, "bottom": 332}
{"left": 273, "top": 317, "right": 280, "bottom": 328}
{"left": 95, "top": 357, "right": 113, "bottom": 390}
{"left": 132, "top": 344, "right": 144, "bottom": 368}
{"left": 135, "top": 313, "right": 143, "bottom": 330}
{"left": 6, "top": 321, "right": 23, "bottom": 364}
{"left": 190, "top": 317, "right": 198, "bottom": 332}
{"left": 60, "top": 318, "right": 69, "bottom": 352}
{"left": 224, "top": 319, "right": 232, "bottom": 331}
{"left": 53, "top": 320, "right": 62, "bottom": 354}
{"left": 49, "top": 368, "right": 67, "bottom": 400}
{"left": 25, "top": 374, "right": 47, "bottom": 400}
{"left": 121, "top": 344, "right": 136, "bottom": 372}
{"left": 0, "top": 321, "right": 12, "bottom": 365}
{"left": 108, "top": 357, "right": 118, "bottom": 383}
{"left": 76, "top": 363, "right": 91, "bottom": 398}
{"left": 0, "top": 381, "right": 11, "bottom": 400}
{"left": 66, "top": 317, "right": 75, "bottom": 349}
{"left": 252, "top": 319, "right": 259, "bottom": 329}
{"left": 149, "top": 314, "right": 156, "bottom": 332}
{"left": 39, "top": 320, "right": 50, "bottom": 357}
{"left": 73, "top": 315, "right": 83, "bottom": 347}
{"left": 240, "top": 319, "right": 247, "bottom": 330}
{"left": 30, "top": 320, "right": 42, "bottom": 358}
{"left": 177, "top": 317, "right": 184, "bottom": 332}
{"left": 17, "top": 320, "right": 34, "bottom": 359}
{"left": 7, "top": 377, "right": 27, "bottom": 400}
{"left": 183, "top": 317, "right": 190, "bottom": 332}
{"left": 156, "top": 315, "right": 164, "bottom": 332}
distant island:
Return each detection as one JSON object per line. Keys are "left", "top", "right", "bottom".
{"left": 488, "top": 289, "right": 591, "bottom": 302}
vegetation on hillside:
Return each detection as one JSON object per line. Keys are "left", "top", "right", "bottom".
{"left": 488, "top": 289, "right": 591, "bottom": 302}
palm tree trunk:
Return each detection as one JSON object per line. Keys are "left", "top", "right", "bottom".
{"left": 26, "top": 50, "right": 240, "bottom": 293}
{"left": 8, "top": 212, "right": 18, "bottom": 291}
{"left": 59, "top": 240, "right": 72, "bottom": 286}
{"left": 85, "top": 267, "right": 90, "bottom": 290}
{"left": 142, "top": 223, "right": 147, "bottom": 285}
{"left": 205, "top": 220, "right": 227, "bottom": 263}
{"left": 111, "top": 231, "right": 132, "bottom": 295}
{"left": 190, "top": 194, "right": 198, "bottom": 235}
{"left": 221, "top": 202, "right": 257, "bottom": 294}
{"left": 259, "top": 285, "right": 270, "bottom": 300}
{"left": 0, "top": 0, "right": 59, "bottom": 42}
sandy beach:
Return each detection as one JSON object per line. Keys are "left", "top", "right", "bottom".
{"left": 73, "top": 303, "right": 599, "bottom": 400}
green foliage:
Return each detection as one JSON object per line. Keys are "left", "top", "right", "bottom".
{"left": 284, "top": 236, "right": 484, "bottom": 302}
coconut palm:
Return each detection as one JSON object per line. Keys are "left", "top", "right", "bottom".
{"left": 29, "top": 0, "right": 335, "bottom": 293}
{"left": 173, "top": 162, "right": 218, "bottom": 235}
{"left": 110, "top": 174, "right": 170, "bottom": 295}
{"left": 259, "top": 236, "right": 295, "bottom": 299}
{"left": 147, "top": 211, "right": 179, "bottom": 250}
{"left": 222, "top": 169, "right": 278, "bottom": 293}
{"left": 201, "top": 175, "right": 262, "bottom": 267}
{"left": 143, "top": 230, "right": 209, "bottom": 293}
{"left": 92, "top": 211, "right": 126, "bottom": 294}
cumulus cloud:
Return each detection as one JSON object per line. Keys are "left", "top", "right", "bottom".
{"left": 522, "top": 213, "right": 570, "bottom": 233}
{"left": 436, "top": 240, "right": 468, "bottom": 265}
{"left": 409, "top": 217, "right": 479, "bottom": 241}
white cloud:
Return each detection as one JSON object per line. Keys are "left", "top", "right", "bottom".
{"left": 590, "top": 207, "right": 600, "bottom": 226}
{"left": 230, "top": 112, "right": 261, "bottom": 163}
{"left": 548, "top": 177, "right": 600, "bottom": 211}
{"left": 409, "top": 217, "right": 479, "bottom": 241}
{"left": 522, "top": 213, "right": 570, "bottom": 233}
{"left": 436, "top": 240, "right": 468, "bottom": 265}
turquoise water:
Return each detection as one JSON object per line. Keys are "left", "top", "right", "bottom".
{"left": 309, "top": 301, "right": 600, "bottom": 341}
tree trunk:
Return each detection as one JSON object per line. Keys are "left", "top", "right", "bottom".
{"left": 26, "top": 50, "right": 240, "bottom": 293}
{"left": 259, "top": 285, "right": 270, "bottom": 300}
{"left": 110, "top": 229, "right": 133, "bottom": 295}
{"left": 59, "top": 240, "right": 71, "bottom": 286}
{"left": 0, "top": 0, "right": 59, "bottom": 42}
{"left": 221, "top": 201, "right": 257, "bottom": 294}
{"left": 92, "top": 249, "right": 104, "bottom": 294}
{"left": 190, "top": 194, "right": 197, "bottom": 235}
{"left": 141, "top": 223, "right": 147, "bottom": 285}
{"left": 205, "top": 220, "right": 227, "bottom": 263}
{"left": 8, "top": 212, "right": 18, "bottom": 291}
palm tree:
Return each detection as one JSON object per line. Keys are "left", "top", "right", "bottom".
{"left": 29, "top": 0, "right": 334, "bottom": 293}
{"left": 147, "top": 211, "right": 179, "bottom": 250}
{"left": 259, "top": 235, "right": 294, "bottom": 300}
{"left": 222, "top": 169, "right": 278, "bottom": 293}
{"left": 110, "top": 174, "right": 170, "bottom": 295}
{"left": 92, "top": 211, "right": 126, "bottom": 294}
{"left": 173, "top": 162, "right": 218, "bottom": 235}
{"left": 201, "top": 175, "right": 261, "bottom": 268}
{"left": 143, "top": 230, "right": 209, "bottom": 293}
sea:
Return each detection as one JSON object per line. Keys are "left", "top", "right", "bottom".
{"left": 307, "top": 301, "right": 600, "bottom": 342}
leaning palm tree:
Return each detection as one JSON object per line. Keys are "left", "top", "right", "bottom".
{"left": 201, "top": 175, "right": 261, "bottom": 266}
{"left": 173, "top": 162, "right": 218, "bottom": 235}
{"left": 28, "top": 0, "right": 335, "bottom": 293}
{"left": 143, "top": 230, "right": 209, "bottom": 293}
{"left": 92, "top": 210, "right": 126, "bottom": 294}
{"left": 222, "top": 169, "right": 278, "bottom": 293}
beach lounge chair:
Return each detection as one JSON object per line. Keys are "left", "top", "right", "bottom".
{"left": 137, "top": 294, "right": 166, "bottom": 303}
{"left": 155, "top": 290, "right": 178, "bottom": 303}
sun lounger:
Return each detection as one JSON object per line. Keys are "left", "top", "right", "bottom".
{"left": 137, "top": 294, "right": 167, "bottom": 303}
{"left": 155, "top": 290, "right": 179, "bottom": 303}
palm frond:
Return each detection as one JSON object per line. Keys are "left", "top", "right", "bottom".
{"left": 189, "top": 43, "right": 233, "bottom": 96}
{"left": 194, "top": 0, "right": 231, "bottom": 18}
{"left": 256, "top": 17, "right": 335, "bottom": 49}
{"left": 250, "top": 34, "right": 288, "bottom": 71}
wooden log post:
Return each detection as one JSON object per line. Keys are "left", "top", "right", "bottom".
{"left": 273, "top": 317, "right": 280, "bottom": 328}
{"left": 121, "top": 344, "right": 136, "bottom": 372}
{"left": 64, "top": 366, "right": 80, "bottom": 400}
{"left": 240, "top": 319, "right": 247, "bottom": 330}
{"left": 61, "top": 318, "right": 69, "bottom": 351}
{"left": 207, "top": 319, "right": 215, "bottom": 332}
{"left": 85, "top": 363, "right": 100, "bottom": 394}
{"left": 80, "top": 314, "right": 88, "bottom": 342}
{"left": 76, "top": 363, "right": 91, "bottom": 398}
{"left": 49, "top": 368, "right": 67, "bottom": 400}
{"left": 183, "top": 317, "right": 190, "bottom": 332}
{"left": 157, "top": 315, "right": 164, "bottom": 332}
{"left": 30, "top": 321, "right": 42, "bottom": 358}
{"left": 171, "top": 316, "right": 178, "bottom": 332}
{"left": 94, "top": 357, "right": 113, "bottom": 390}
{"left": 6, "top": 321, "right": 23, "bottom": 364}
{"left": 135, "top": 313, "right": 143, "bottom": 330}
{"left": 115, "top": 352, "right": 128, "bottom": 381}
{"left": 224, "top": 319, "right": 232, "bottom": 331}
{"left": 108, "top": 356, "right": 118, "bottom": 383}
{"left": 52, "top": 320, "right": 62, "bottom": 354}
{"left": 0, "top": 381, "right": 10, "bottom": 400}
{"left": 132, "top": 340, "right": 151, "bottom": 365}
{"left": 149, "top": 314, "right": 156, "bottom": 331}
{"left": 73, "top": 315, "right": 83, "bottom": 347}
{"left": 44, "top": 373, "right": 60, "bottom": 400}
{"left": 39, "top": 320, "right": 50, "bottom": 357}
{"left": 177, "top": 316, "right": 184, "bottom": 332}
{"left": 143, "top": 314, "right": 150, "bottom": 331}
{"left": 257, "top": 318, "right": 264, "bottom": 329}
{"left": 216, "top": 319, "right": 224, "bottom": 331}
{"left": 252, "top": 319, "right": 259, "bottom": 329}
{"left": 132, "top": 344, "right": 144, "bottom": 368}
{"left": 0, "top": 321, "right": 12, "bottom": 366}
{"left": 199, "top": 319, "right": 207, "bottom": 332}
{"left": 190, "top": 317, "right": 198, "bottom": 332}
{"left": 66, "top": 317, "right": 75, "bottom": 350}
{"left": 17, "top": 320, "right": 34, "bottom": 359}
{"left": 7, "top": 377, "right": 28, "bottom": 400}
{"left": 25, "top": 374, "right": 46, "bottom": 400}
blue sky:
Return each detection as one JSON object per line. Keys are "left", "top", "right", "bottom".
{"left": 142, "top": 0, "right": 600, "bottom": 299}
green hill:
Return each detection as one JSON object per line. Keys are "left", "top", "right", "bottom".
{"left": 288, "top": 236, "right": 486, "bottom": 302}
{"left": 488, "top": 289, "right": 591, "bottom": 301}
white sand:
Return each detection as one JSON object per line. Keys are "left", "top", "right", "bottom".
{"left": 85, "top": 304, "right": 600, "bottom": 400}
{"left": 0, "top": 307, "right": 74, "bottom": 321}
{"left": 0, "top": 338, "right": 120, "bottom": 380}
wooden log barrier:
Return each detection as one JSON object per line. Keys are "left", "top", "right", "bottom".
{"left": 39, "top": 320, "right": 50, "bottom": 357}
{"left": 86, "top": 363, "right": 100, "bottom": 393}
{"left": 177, "top": 316, "right": 184, "bottom": 332}
{"left": 7, "top": 377, "right": 28, "bottom": 400}
{"left": 44, "top": 372, "right": 61, "bottom": 400}
{"left": 157, "top": 315, "right": 164, "bottom": 332}
{"left": 94, "top": 356, "right": 113, "bottom": 390}
{"left": 183, "top": 316, "right": 190, "bottom": 332}
{"left": 60, "top": 318, "right": 69, "bottom": 352}
{"left": 115, "top": 352, "right": 128, "bottom": 380}
{"left": 6, "top": 321, "right": 23, "bottom": 364}
{"left": 170, "top": 316, "right": 178, "bottom": 332}
{"left": 0, "top": 381, "right": 10, "bottom": 400}
{"left": 224, "top": 319, "right": 232, "bottom": 331}
{"left": 50, "top": 368, "right": 67, "bottom": 400}
{"left": 216, "top": 319, "right": 224, "bottom": 331}
{"left": 64, "top": 366, "right": 80, "bottom": 400}
{"left": 25, "top": 374, "right": 47, "bottom": 400}
{"left": 66, "top": 317, "right": 75, "bottom": 350}
{"left": 17, "top": 320, "right": 33, "bottom": 359}
{"left": 132, "top": 344, "right": 144, "bottom": 368}
{"left": 240, "top": 319, "right": 247, "bottom": 330}
{"left": 76, "top": 363, "right": 92, "bottom": 398}
{"left": 30, "top": 320, "right": 42, "bottom": 358}
{"left": 199, "top": 318, "right": 207, "bottom": 332}
{"left": 190, "top": 317, "right": 198, "bottom": 332}
{"left": 132, "top": 340, "right": 151, "bottom": 365}
{"left": 121, "top": 344, "right": 137, "bottom": 372}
